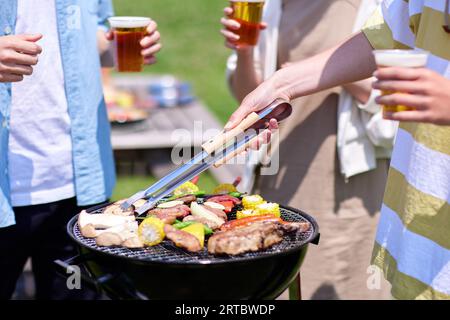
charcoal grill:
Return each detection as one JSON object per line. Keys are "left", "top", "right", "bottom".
{"left": 56, "top": 202, "right": 319, "bottom": 300}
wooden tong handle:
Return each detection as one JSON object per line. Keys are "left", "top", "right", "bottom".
{"left": 202, "top": 112, "right": 260, "bottom": 154}
{"left": 214, "top": 135, "right": 259, "bottom": 168}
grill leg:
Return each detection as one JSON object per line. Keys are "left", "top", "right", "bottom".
{"left": 288, "top": 273, "right": 302, "bottom": 300}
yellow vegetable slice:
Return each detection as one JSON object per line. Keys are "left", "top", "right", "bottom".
{"left": 182, "top": 223, "right": 205, "bottom": 248}
{"left": 242, "top": 195, "right": 265, "bottom": 210}
{"left": 212, "top": 183, "right": 237, "bottom": 195}
{"left": 173, "top": 181, "right": 199, "bottom": 196}
{"left": 254, "top": 202, "right": 281, "bottom": 218}
{"left": 236, "top": 209, "right": 260, "bottom": 220}
{"left": 138, "top": 217, "right": 165, "bottom": 246}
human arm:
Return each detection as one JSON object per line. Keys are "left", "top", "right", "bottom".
{"left": 229, "top": 49, "right": 263, "bottom": 102}
{"left": 221, "top": 7, "right": 264, "bottom": 102}
{"left": 342, "top": 79, "right": 373, "bottom": 105}
{"left": 0, "top": 34, "right": 42, "bottom": 83}
{"left": 225, "top": 31, "right": 377, "bottom": 129}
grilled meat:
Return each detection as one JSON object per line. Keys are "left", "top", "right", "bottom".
{"left": 208, "top": 220, "right": 310, "bottom": 256}
{"left": 103, "top": 200, "right": 135, "bottom": 216}
{"left": 147, "top": 204, "right": 191, "bottom": 224}
{"left": 164, "top": 224, "right": 202, "bottom": 252}
{"left": 204, "top": 206, "right": 228, "bottom": 222}
{"left": 95, "top": 222, "right": 143, "bottom": 249}
{"left": 175, "top": 194, "right": 197, "bottom": 204}
{"left": 206, "top": 195, "right": 241, "bottom": 205}
{"left": 78, "top": 211, "right": 136, "bottom": 238}
{"left": 182, "top": 215, "right": 222, "bottom": 230}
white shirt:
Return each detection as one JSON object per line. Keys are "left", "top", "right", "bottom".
{"left": 9, "top": 0, "right": 75, "bottom": 207}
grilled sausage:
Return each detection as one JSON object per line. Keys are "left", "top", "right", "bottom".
{"left": 206, "top": 195, "right": 241, "bottom": 205}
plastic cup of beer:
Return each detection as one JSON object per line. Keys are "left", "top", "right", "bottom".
{"left": 229, "top": 0, "right": 265, "bottom": 47}
{"left": 373, "top": 50, "right": 429, "bottom": 114}
{"left": 108, "top": 16, "right": 151, "bottom": 72}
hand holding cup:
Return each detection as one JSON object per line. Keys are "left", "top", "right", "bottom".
{"left": 220, "top": 1, "right": 266, "bottom": 51}
{"left": 107, "top": 17, "right": 161, "bottom": 72}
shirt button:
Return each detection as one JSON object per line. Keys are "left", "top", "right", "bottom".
{"left": 4, "top": 26, "right": 12, "bottom": 35}
{"left": 2, "top": 119, "right": 8, "bottom": 128}
{"left": 4, "top": 168, "right": 8, "bottom": 175}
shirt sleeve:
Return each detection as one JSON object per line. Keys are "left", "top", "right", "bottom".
{"left": 361, "top": 0, "right": 414, "bottom": 50}
{"left": 97, "top": 0, "right": 115, "bottom": 32}
{"left": 362, "top": 7, "right": 395, "bottom": 50}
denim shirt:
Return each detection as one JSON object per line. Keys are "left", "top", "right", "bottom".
{"left": 0, "top": 0, "right": 116, "bottom": 227}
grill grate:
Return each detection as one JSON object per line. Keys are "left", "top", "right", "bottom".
{"left": 70, "top": 206, "right": 317, "bottom": 264}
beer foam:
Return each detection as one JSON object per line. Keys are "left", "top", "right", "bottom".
{"left": 108, "top": 17, "right": 152, "bottom": 28}
{"left": 373, "top": 50, "right": 429, "bottom": 67}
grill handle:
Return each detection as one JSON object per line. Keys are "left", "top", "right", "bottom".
{"left": 311, "top": 232, "right": 320, "bottom": 245}
{"left": 54, "top": 253, "right": 115, "bottom": 291}
{"left": 54, "top": 253, "right": 150, "bottom": 300}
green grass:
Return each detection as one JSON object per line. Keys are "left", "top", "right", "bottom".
{"left": 112, "top": 171, "right": 218, "bottom": 201}
{"left": 112, "top": 0, "right": 237, "bottom": 123}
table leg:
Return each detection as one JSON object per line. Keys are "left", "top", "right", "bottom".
{"left": 288, "top": 273, "right": 302, "bottom": 300}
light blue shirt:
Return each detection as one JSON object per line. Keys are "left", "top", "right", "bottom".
{"left": 0, "top": 0, "right": 116, "bottom": 227}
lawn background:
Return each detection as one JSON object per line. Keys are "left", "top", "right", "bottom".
{"left": 112, "top": 0, "right": 236, "bottom": 122}
{"left": 111, "top": 0, "right": 235, "bottom": 199}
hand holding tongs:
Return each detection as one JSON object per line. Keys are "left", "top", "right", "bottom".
{"left": 120, "top": 99, "right": 293, "bottom": 215}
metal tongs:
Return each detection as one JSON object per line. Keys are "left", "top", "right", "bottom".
{"left": 121, "top": 99, "right": 293, "bottom": 215}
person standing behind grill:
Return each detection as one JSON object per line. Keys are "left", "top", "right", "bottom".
{"left": 0, "top": 0, "right": 161, "bottom": 299}
{"left": 225, "top": 0, "right": 450, "bottom": 300}
{"left": 221, "top": 0, "right": 394, "bottom": 299}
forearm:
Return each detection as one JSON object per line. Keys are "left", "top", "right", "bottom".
{"left": 231, "top": 49, "right": 263, "bottom": 102}
{"left": 342, "top": 79, "right": 373, "bottom": 105}
{"left": 97, "top": 30, "right": 114, "bottom": 68}
{"left": 272, "top": 32, "right": 376, "bottom": 101}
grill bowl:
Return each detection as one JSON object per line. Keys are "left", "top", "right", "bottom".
{"left": 64, "top": 204, "right": 319, "bottom": 300}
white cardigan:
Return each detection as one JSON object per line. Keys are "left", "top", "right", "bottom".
{"left": 337, "top": 0, "right": 397, "bottom": 179}
{"left": 227, "top": 0, "right": 396, "bottom": 191}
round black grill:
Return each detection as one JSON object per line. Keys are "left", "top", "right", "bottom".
{"left": 69, "top": 205, "right": 319, "bottom": 265}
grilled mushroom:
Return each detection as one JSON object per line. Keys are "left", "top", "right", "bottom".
{"left": 78, "top": 211, "right": 135, "bottom": 238}
{"left": 122, "top": 235, "right": 144, "bottom": 249}
{"left": 95, "top": 222, "right": 143, "bottom": 248}
{"left": 103, "top": 200, "right": 135, "bottom": 216}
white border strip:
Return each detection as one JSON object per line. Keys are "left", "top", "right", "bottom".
{"left": 424, "top": 0, "right": 447, "bottom": 13}
{"left": 426, "top": 53, "right": 450, "bottom": 75}
{"left": 390, "top": 129, "right": 450, "bottom": 204}
{"left": 408, "top": 0, "right": 423, "bottom": 16}
{"left": 382, "top": 0, "right": 416, "bottom": 47}
{"left": 377, "top": 204, "right": 450, "bottom": 295}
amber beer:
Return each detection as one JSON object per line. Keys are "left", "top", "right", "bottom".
{"left": 108, "top": 17, "right": 151, "bottom": 72}
{"left": 230, "top": 0, "right": 265, "bottom": 46}
{"left": 373, "top": 50, "right": 429, "bottom": 114}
